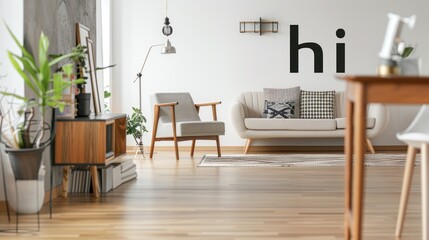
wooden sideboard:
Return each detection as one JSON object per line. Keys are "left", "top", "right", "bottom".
{"left": 55, "top": 113, "right": 127, "bottom": 197}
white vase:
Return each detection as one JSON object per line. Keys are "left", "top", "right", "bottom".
{"left": 400, "top": 58, "right": 422, "bottom": 75}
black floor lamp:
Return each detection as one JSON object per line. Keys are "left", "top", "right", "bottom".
{"left": 132, "top": 40, "right": 176, "bottom": 156}
{"left": 132, "top": 0, "right": 176, "bottom": 157}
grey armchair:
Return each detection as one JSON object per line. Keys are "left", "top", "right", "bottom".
{"left": 150, "top": 93, "right": 225, "bottom": 160}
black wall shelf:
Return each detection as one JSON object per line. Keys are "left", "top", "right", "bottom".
{"left": 240, "top": 17, "right": 278, "bottom": 35}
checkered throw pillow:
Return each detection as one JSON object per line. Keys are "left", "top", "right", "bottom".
{"left": 266, "top": 101, "right": 295, "bottom": 119}
{"left": 300, "top": 90, "right": 335, "bottom": 119}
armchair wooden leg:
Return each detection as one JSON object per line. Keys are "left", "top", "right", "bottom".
{"left": 396, "top": 146, "right": 417, "bottom": 237}
{"left": 215, "top": 136, "right": 221, "bottom": 157}
{"left": 150, "top": 138, "right": 156, "bottom": 159}
{"left": 170, "top": 106, "right": 180, "bottom": 160}
{"left": 150, "top": 106, "right": 161, "bottom": 159}
{"left": 366, "top": 138, "right": 376, "bottom": 154}
{"left": 173, "top": 138, "right": 179, "bottom": 160}
{"left": 190, "top": 139, "right": 196, "bottom": 157}
{"left": 244, "top": 139, "right": 252, "bottom": 154}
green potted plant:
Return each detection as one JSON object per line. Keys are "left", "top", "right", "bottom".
{"left": 126, "top": 107, "right": 148, "bottom": 155}
{"left": 66, "top": 44, "right": 91, "bottom": 117}
{"left": 51, "top": 44, "right": 91, "bottom": 117}
{"left": 1, "top": 26, "right": 83, "bottom": 181}
{"left": 52, "top": 45, "right": 116, "bottom": 117}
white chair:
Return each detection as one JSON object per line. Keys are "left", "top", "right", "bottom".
{"left": 396, "top": 105, "right": 429, "bottom": 239}
{"left": 149, "top": 93, "right": 225, "bottom": 160}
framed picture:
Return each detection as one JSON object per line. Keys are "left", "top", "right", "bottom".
{"left": 86, "top": 38, "right": 102, "bottom": 115}
{"left": 76, "top": 23, "right": 90, "bottom": 44}
{"left": 76, "top": 23, "right": 90, "bottom": 85}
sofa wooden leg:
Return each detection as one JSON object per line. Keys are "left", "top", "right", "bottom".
{"left": 244, "top": 139, "right": 252, "bottom": 154}
{"left": 366, "top": 138, "right": 376, "bottom": 154}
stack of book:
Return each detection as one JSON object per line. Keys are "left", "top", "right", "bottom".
{"left": 67, "top": 167, "right": 91, "bottom": 193}
{"left": 112, "top": 157, "right": 138, "bottom": 189}
{"left": 66, "top": 156, "right": 138, "bottom": 194}
{"left": 120, "top": 157, "right": 138, "bottom": 184}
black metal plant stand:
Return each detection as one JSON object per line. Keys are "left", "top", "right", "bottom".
{"left": 0, "top": 118, "right": 53, "bottom": 233}
{"left": 6, "top": 146, "right": 45, "bottom": 233}
{"left": 0, "top": 145, "right": 11, "bottom": 223}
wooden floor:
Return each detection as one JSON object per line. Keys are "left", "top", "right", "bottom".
{"left": 0, "top": 149, "right": 423, "bottom": 239}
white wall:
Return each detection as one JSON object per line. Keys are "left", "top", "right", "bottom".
{"left": 0, "top": 0, "right": 23, "bottom": 200}
{"left": 112, "top": 0, "right": 429, "bottom": 147}
{"left": 0, "top": 0, "right": 24, "bottom": 95}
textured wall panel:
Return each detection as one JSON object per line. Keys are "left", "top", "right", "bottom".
{"left": 23, "top": 0, "right": 97, "bottom": 189}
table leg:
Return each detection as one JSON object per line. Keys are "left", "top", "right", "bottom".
{"left": 421, "top": 144, "right": 429, "bottom": 240}
{"left": 345, "top": 99, "right": 354, "bottom": 239}
{"left": 90, "top": 166, "right": 100, "bottom": 198}
{"left": 352, "top": 84, "right": 366, "bottom": 240}
{"left": 62, "top": 166, "right": 70, "bottom": 198}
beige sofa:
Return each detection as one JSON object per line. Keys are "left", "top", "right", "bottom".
{"left": 230, "top": 91, "right": 389, "bottom": 153}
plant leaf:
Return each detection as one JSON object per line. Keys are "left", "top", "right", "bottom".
{"left": 7, "top": 52, "right": 39, "bottom": 96}
{"left": 62, "top": 63, "right": 73, "bottom": 76}
{"left": 5, "top": 24, "right": 35, "bottom": 63}
{"left": 48, "top": 51, "right": 81, "bottom": 67}
{"left": 104, "top": 90, "right": 111, "bottom": 98}
{"left": 401, "top": 47, "right": 414, "bottom": 58}
{"left": 0, "top": 91, "right": 28, "bottom": 101}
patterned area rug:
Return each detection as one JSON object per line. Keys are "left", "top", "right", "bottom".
{"left": 198, "top": 153, "right": 420, "bottom": 167}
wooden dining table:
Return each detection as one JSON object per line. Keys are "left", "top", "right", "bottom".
{"left": 338, "top": 75, "right": 429, "bottom": 240}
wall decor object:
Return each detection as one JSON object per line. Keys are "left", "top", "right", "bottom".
{"left": 86, "top": 38, "right": 102, "bottom": 115}
{"left": 240, "top": 17, "right": 278, "bottom": 35}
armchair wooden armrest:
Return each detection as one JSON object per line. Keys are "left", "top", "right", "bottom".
{"left": 155, "top": 102, "right": 179, "bottom": 108}
{"left": 152, "top": 101, "right": 180, "bottom": 159}
{"left": 195, "top": 101, "right": 222, "bottom": 107}
{"left": 153, "top": 101, "right": 179, "bottom": 131}
{"left": 195, "top": 101, "right": 222, "bottom": 121}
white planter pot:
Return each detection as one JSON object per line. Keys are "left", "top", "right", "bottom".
{"left": 400, "top": 58, "right": 422, "bottom": 75}
{"left": 1, "top": 151, "right": 45, "bottom": 214}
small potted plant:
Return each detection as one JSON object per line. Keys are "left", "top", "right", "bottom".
{"left": 69, "top": 44, "right": 92, "bottom": 117}
{"left": 51, "top": 44, "right": 91, "bottom": 117}
{"left": 394, "top": 43, "right": 419, "bottom": 75}
{"left": 126, "top": 107, "right": 148, "bottom": 155}
{"left": 55, "top": 45, "right": 115, "bottom": 117}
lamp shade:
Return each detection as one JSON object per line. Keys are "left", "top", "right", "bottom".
{"left": 161, "top": 39, "right": 176, "bottom": 54}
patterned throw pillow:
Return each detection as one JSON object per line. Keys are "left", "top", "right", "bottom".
{"left": 266, "top": 101, "right": 295, "bottom": 119}
{"left": 263, "top": 87, "right": 300, "bottom": 118}
{"left": 300, "top": 90, "right": 335, "bottom": 119}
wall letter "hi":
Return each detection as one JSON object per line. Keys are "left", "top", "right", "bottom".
{"left": 290, "top": 25, "right": 346, "bottom": 73}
